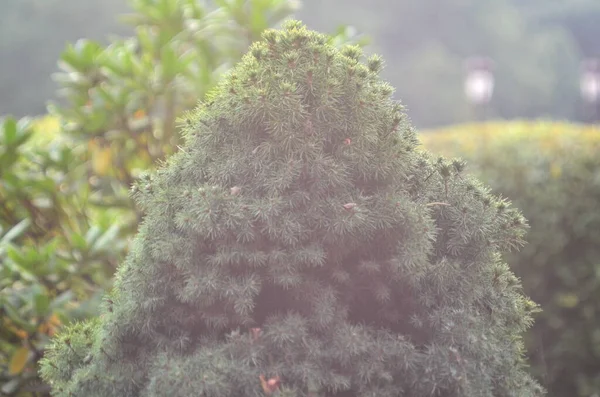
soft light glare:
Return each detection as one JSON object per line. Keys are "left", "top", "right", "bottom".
{"left": 580, "top": 59, "right": 600, "bottom": 104}
{"left": 465, "top": 70, "right": 495, "bottom": 105}
{"left": 464, "top": 57, "right": 495, "bottom": 105}
{"left": 581, "top": 72, "right": 600, "bottom": 103}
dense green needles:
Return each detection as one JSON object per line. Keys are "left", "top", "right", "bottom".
{"left": 40, "top": 20, "right": 543, "bottom": 397}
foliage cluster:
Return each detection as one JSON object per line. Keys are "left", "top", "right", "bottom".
{"left": 39, "top": 21, "right": 542, "bottom": 397}
{"left": 0, "top": 116, "right": 126, "bottom": 395}
{"left": 421, "top": 121, "right": 600, "bottom": 396}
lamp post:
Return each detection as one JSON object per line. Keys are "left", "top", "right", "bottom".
{"left": 464, "top": 57, "right": 495, "bottom": 121}
{"left": 580, "top": 58, "right": 600, "bottom": 123}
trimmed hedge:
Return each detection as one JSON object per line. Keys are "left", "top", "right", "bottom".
{"left": 421, "top": 121, "right": 600, "bottom": 397}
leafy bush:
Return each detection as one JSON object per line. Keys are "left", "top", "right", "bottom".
{"left": 421, "top": 121, "right": 600, "bottom": 396}
{"left": 40, "top": 21, "right": 542, "bottom": 397}
{"left": 50, "top": 0, "right": 304, "bottom": 239}
{"left": 0, "top": 116, "right": 126, "bottom": 395}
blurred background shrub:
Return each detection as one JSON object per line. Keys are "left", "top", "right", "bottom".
{"left": 3, "top": 0, "right": 600, "bottom": 128}
{"left": 421, "top": 121, "right": 600, "bottom": 397}
{"left": 0, "top": 116, "right": 126, "bottom": 395}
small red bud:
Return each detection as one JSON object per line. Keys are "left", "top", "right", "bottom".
{"left": 343, "top": 203, "right": 357, "bottom": 210}
{"left": 250, "top": 327, "right": 262, "bottom": 341}
{"left": 260, "top": 375, "right": 281, "bottom": 395}
{"left": 344, "top": 138, "right": 352, "bottom": 145}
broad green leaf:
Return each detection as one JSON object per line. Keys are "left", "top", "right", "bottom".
{"left": 1, "top": 378, "right": 20, "bottom": 395}
{"left": 60, "top": 43, "right": 87, "bottom": 71}
{"left": 79, "top": 40, "right": 103, "bottom": 65}
{"left": 2, "top": 117, "right": 18, "bottom": 145}
{"left": 32, "top": 197, "right": 54, "bottom": 209}
{"left": 93, "top": 224, "right": 121, "bottom": 252}
{"left": 49, "top": 291, "right": 75, "bottom": 311}
{"left": 157, "top": 0, "right": 177, "bottom": 17}
{"left": 160, "top": 45, "right": 179, "bottom": 82}
{"left": 1, "top": 170, "right": 22, "bottom": 191}
{"left": 84, "top": 111, "right": 110, "bottom": 135}
{"left": 5, "top": 249, "right": 39, "bottom": 283}
{"left": 92, "top": 146, "right": 113, "bottom": 176}
{"left": 1, "top": 301, "right": 36, "bottom": 334}
{"left": 249, "top": 2, "right": 268, "bottom": 36}
{"left": 70, "top": 232, "right": 87, "bottom": 251}
{"left": 95, "top": 85, "right": 117, "bottom": 106}
{"left": 85, "top": 226, "right": 103, "bottom": 246}
{"left": 1, "top": 219, "right": 31, "bottom": 244}
{"left": 33, "top": 287, "right": 50, "bottom": 316}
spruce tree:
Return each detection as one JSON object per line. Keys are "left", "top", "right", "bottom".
{"left": 40, "top": 21, "right": 544, "bottom": 397}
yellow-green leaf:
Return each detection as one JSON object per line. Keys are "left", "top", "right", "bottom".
{"left": 93, "top": 146, "right": 113, "bottom": 176}
{"left": 557, "top": 293, "right": 579, "bottom": 309}
{"left": 9, "top": 347, "right": 30, "bottom": 375}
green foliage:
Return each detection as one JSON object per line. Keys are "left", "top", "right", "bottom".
{"left": 49, "top": 0, "right": 359, "bottom": 240}
{"left": 41, "top": 22, "right": 542, "bottom": 396}
{"left": 421, "top": 121, "right": 600, "bottom": 397}
{"left": 3, "top": 1, "right": 316, "bottom": 395}
{"left": 2, "top": 2, "right": 361, "bottom": 395}
{"left": 0, "top": 116, "right": 127, "bottom": 396}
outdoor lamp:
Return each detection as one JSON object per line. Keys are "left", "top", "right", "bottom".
{"left": 464, "top": 57, "right": 495, "bottom": 105}
{"left": 580, "top": 58, "right": 600, "bottom": 104}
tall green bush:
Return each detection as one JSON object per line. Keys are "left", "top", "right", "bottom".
{"left": 41, "top": 22, "right": 542, "bottom": 397}
{"left": 422, "top": 121, "right": 600, "bottom": 397}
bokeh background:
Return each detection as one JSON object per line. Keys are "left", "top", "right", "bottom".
{"left": 3, "top": 0, "right": 600, "bottom": 127}
{"left": 1, "top": 0, "right": 599, "bottom": 396}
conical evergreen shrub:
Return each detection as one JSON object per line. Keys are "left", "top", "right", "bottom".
{"left": 40, "top": 21, "right": 544, "bottom": 397}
